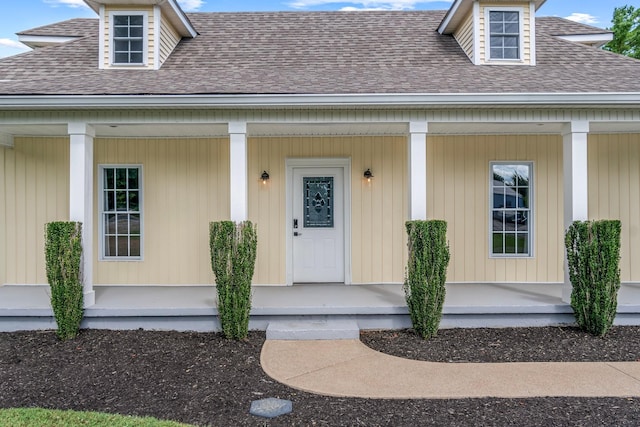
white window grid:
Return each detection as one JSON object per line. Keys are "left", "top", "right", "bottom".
{"left": 485, "top": 7, "right": 523, "bottom": 61}
{"left": 110, "top": 12, "right": 147, "bottom": 65}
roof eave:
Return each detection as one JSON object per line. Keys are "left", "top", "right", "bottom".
{"left": 0, "top": 93, "right": 639, "bottom": 110}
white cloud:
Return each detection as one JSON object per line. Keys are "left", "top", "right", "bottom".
{"left": 340, "top": 7, "right": 388, "bottom": 10}
{"left": 564, "top": 13, "right": 599, "bottom": 25}
{"left": 43, "top": 0, "right": 89, "bottom": 8}
{"left": 0, "top": 39, "right": 29, "bottom": 50}
{"left": 178, "top": 0, "right": 205, "bottom": 11}
{"left": 289, "top": 0, "right": 451, "bottom": 11}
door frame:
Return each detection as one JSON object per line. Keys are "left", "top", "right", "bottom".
{"left": 285, "top": 158, "right": 352, "bottom": 286}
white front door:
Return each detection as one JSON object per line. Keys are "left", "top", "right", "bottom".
{"left": 292, "top": 167, "right": 345, "bottom": 283}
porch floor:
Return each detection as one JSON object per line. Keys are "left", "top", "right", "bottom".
{"left": 2, "top": 283, "right": 640, "bottom": 331}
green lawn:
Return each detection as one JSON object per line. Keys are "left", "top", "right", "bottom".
{"left": 0, "top": 408, "right": 194, "bottom": 427}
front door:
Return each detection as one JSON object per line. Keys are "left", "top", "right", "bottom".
{"left": 292, "top": 167, "right": 345, "bottom": 283}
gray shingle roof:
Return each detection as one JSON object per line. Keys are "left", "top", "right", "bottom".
{"left": 16, "top": 18, "right": 98, "bottom": 37}
{"left": 0, "top": 11, "right": 638, "bottom": 96}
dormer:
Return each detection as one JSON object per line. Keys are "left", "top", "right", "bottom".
{"left": 438, "top": 0, "right": 547, "bottom": 66}
{"left": 84, "top": 0, "right": 197, "bottom": 70}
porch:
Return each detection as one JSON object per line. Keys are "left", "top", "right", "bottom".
{"left": 2, "top": 282, "right": 640, "bottom": 332}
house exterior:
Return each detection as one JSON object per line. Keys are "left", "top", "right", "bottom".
{"left": 1, "top": 0, "right": 640, "bottom": 330}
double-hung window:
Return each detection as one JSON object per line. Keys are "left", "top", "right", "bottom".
{"left": 491, "top": 162, "right": 532, "bottom": 256}
{"left": 112, "top": 14, "right": 145, "bottom": 65}
{"left": 100, "top": 166, "right": 142, "bottom": 259}
{"left": 488, "top": 10, "right": 521, "bottom": 60}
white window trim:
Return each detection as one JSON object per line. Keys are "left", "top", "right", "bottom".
{"left": 98, "top": 164, "right": 144, "bottom": 261}
{"left": 484, "top": 6, "right": 525, "bottom": 63}
{"left": 489, "top": 161, "right": 534, "bottom": 258}
{"left": 109, "top": 10, "right": 149, "bottom": 67}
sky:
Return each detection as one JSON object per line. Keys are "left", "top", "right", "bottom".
{"left": 0, "top": 0, "right": 638, "bottom": 58}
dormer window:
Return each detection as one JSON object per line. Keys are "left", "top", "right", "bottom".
{"left": 486, "top": 8, "right": 523, "bottom": 61}
{"left": 110, "top": 12, "right": 147, "bottom": 65}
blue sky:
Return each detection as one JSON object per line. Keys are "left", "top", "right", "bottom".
{"left": 0, "top": 0, "right": 637, "bottom": 58}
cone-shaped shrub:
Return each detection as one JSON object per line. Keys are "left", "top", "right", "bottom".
{"left": 565, "top": 220, "right": 621, "bottom": 337}
{"left": 45, "top": 222, "right": 84, "bottom": 340}
{"left": 404, "top": 220, "right": 450, "bottom": 339}
{"left": 209, "top": 221, "right": 257, "bottom": 340}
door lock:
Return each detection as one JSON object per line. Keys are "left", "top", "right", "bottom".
{"left": 293, "top": 219, "right": 298, "bottom": 229}
{"left": 294, "top": 232, "right": 302, "bottom": 236}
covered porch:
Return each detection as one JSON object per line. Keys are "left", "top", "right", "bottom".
{"left": 2, "top": 282, "right": 640, "bottom": 332}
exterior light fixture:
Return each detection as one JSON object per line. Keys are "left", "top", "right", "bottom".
{"left": 261, "top": 171, "right": 270, "bottom": 184}
{"left": 364, "top": 168, "right": 373, "bottom": 182}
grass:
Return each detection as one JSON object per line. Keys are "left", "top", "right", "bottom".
{"left": 0, "top": 408, "right": 194, "bottom": 427}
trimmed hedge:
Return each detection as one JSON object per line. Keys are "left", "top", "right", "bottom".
{"left": 209, "top": 221, "right": 257, "bottom": 340}
{"left": 565, "top": 220, "right": 621, "bottom": 337}
{"left": 45, "top": 221, "right": 84, "bottom": 340}
{"left": 404, "top": 220, "right": 450, "bottom": 339}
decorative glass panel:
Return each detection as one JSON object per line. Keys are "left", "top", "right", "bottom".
{"left": 303, "top": 177, "right": 334, "bottom": 228}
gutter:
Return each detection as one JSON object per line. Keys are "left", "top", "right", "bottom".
{"left": 0, "top": 93, "right": 640, "bottom": 109}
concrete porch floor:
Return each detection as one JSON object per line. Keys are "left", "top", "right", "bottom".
{"left": 2, "top": 283, "right": 640, "bottom": 332}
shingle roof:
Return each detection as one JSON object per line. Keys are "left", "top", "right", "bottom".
{"left": 536, "top": 17, "right": 613, "bottom": 36}
{"left": 16, "top": 18, "right": 98, "bottom": 37}
{"left": 0, "top": 11, "right": 638, "bottom": 96}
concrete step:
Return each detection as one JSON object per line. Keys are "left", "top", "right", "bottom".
{"left": 266, "top": 319, "right": 360, "bottom": 340}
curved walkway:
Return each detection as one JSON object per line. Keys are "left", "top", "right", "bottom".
{"left": 261, "top": 339, "right": 640, "bottom": 399}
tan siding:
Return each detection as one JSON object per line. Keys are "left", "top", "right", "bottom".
{"left": 4, "top": 138, "right": 69, "bottom": 284}
{"left": 104, "top": 5, "right": 154, "bottom": 69}
{"left": 588, "top": 134, "right": 640, "bottom": 282}
{"left": 428, "top": 134, "right": 563, "bottom": 283}
{"left": 478, "top": 2, "right": 531, "bottom": 65}
{"left": 0, "top": 147, "right": 5, "bottom": 284}
{"left": 159, "top": 14, "right": 181, "bottom": 66}
{"left": 453, "top": 11, "right": 475, "bottom": 62}
{"left": 94, "top": 138, "right": 229, "bottom": 285}
{"left": 247, "top": 136, "right": 408, "bottom": 285}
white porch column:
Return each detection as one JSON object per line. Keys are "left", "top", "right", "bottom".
{"left": 408, "top": 121, "right": 428, "bottom": 220}
{"left": 229, "top": 122, "right": 248, "bottom": 221}
{"left": 562, "top": 120, "right": 590, "bottom": 303}
{"left": 68, "top": 122, "right": 95, "bottom": 307}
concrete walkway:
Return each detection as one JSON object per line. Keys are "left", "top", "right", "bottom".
{"left": 261, "top": 339, "right": 640, "bottom": 399}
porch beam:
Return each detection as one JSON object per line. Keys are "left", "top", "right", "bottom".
{"left": 562, "top": 120, "right": 589, "bottom": 303}
{"left": 68, "top": 122, "right": 95, "bottom": 307}
{"left": 408, "top": 121, "right": 428, "bottom": 220}
{"left": 229, "top": 121, "right": 248, "bottom": 221}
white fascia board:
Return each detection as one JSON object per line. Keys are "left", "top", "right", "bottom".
{"left": 556, "top": 33, "right": 614, "bottom": 48}
{"left": 164, "top": 0, "right": 198, "bottom": 38}
{"left": 1, "top": 93, "right": 640, "bottom": 109}
{"left": 437, "top": 0, "right": 467, "bottom": 35}
{"left": 17, "top": 35, "right": 79, "bottom": 49}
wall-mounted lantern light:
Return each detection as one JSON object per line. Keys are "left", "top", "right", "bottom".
{"left": 261, "top": 171, "right": 270, "bottom": 184}
{"left": 364, "top": 168, "right": 374, "bottom": 182}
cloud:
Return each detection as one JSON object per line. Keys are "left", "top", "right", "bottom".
{"left": 178, "top": 0, "right": 205, "bottom": 11}
{"left": 564, "top": 13, "right": 599, "bottom": 25}
{"left": 288, "top": 0, "right": 451, "bottom": 11}
{"left": 0, "top": 39, "right": 29, "bottom": 50}
{"left": 44, "top": 0, "right": 89, "bottom": 8}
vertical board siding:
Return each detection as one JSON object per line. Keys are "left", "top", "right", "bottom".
{"left": 478, "top": 2, "right": 532, "bottom": 64}
{"left": 428, "top": 134, "right": 563, "bottom": 283}
{"left": 94, "top": 138, "right": 229, "bottom": 285}
{"left": 588, "top": 134, "right": 640, "bottom": 282}
{"left": 4, "top": 137, "right": 69, "bottom": 284}
{"left": 454, "top": 11, "right": 475, "bottom": 62}
{"left": 247, "top": 136, "right": 408, "bottom": 285}
{"left": 159, "top": 14, "right": 181, "bottom": 66}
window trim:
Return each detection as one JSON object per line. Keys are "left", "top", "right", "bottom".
{"left": 98, "top": 164, "right": 144, "bottom": 261}
{"left": 484, "top": 6, "right": 524, "bottom": 62}
{"left": 109, "top": 11, "right": 148, "bottom": 66}
{"left": 489, "top": 161, "right": 533, "bottom": 258}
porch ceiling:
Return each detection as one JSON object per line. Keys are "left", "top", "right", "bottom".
{"left": 1, "top": 121, "right": 639, "bottom": 138}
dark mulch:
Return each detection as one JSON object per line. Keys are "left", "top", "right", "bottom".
{"left": 0, "top": 328, "right": 639, "bottom": 426}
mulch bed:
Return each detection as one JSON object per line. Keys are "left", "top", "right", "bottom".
{"left": 1, "top": 327, "right": 640, "bottom": 426}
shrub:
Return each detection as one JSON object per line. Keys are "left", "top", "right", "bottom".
{"left": 565, "top": 220, "right": 622, "bottom": 337}
{"left": 403, "top": 220, "right": 450, "bottom": 339}
{"left": 209, "top": 221, "right": 257, "bottom": 340}
{"left": 45, "top": 221, "right": 84, "bottom": 340}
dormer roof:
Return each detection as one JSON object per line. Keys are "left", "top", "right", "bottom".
{"left": 84, "top": 0, "right": 197, "bottom": 38}
{"left": 438, "top": 0, "right": 547, "bottom": 34}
